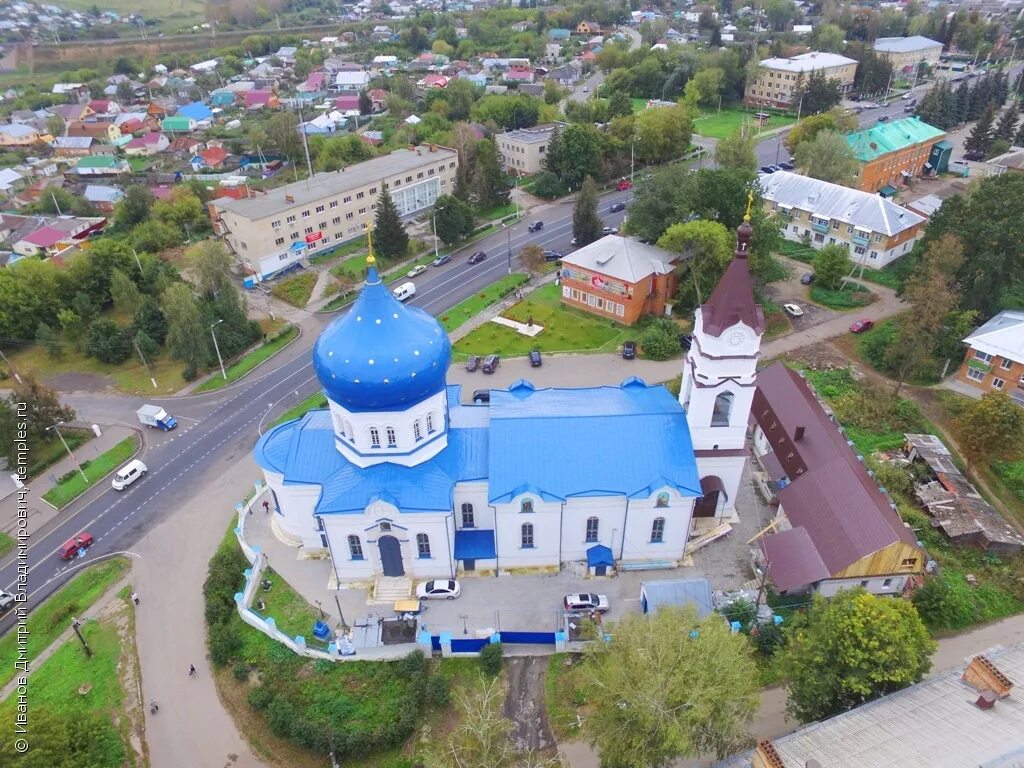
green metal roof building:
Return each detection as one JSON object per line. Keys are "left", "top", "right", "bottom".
{"left": 844, "top": 116, "right": 947, "bottom": 194}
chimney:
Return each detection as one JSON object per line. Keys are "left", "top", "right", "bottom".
{"left": 429, "top": 143, "right": 436, "bottom": 152}
{"left": 794, "top": 426, "right": 805, "bottom": 442}
{"left": 285, "top": 194, "right": 294, "bottom": 203}
{"left": 962, "top": 655, "right": 1013, "bottom": 699}
{"left": 752, "top": 740, "right": 786, "bottom": 768}
{"left": 975, "top": 690, "right": 998, "bottom": 710}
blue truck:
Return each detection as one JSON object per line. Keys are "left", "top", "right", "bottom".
{"left": 136, "top": 404, "right": 178, "bottom": 431}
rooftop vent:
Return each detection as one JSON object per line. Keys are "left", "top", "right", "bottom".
{"left": 976, "top": 690, "right": 998, "bottom": 710}
{"left": 794, "top": 426, "right": 805, "bottom": 441}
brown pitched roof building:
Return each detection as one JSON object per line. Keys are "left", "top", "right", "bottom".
{"left": 700, "top": 219, "right": 765, "bottom": 337}
{"left": 751, "top": 363, "right": 925, "bottom": 595}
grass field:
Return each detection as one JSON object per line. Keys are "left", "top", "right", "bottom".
{"left": 453, "top": 282, "right": 631, "bottom": 357}
{"left": 255, "top": 567, "right": 330, "bottom": 650}
{"left": 271, "top": 272, "right": 317, "bottom": 307}
{"left": 440, "top": 273, "right": 529, "bottom": 334}
{"left": 50, "top": 0, "right": 207, "bottom": 27}
{"left": 0, "top": 557, "right": 129, "bottom": 690}
{"left": 42, "top": 437, "right": 138, "bottom": 509}
{"left": 810, "top": 282, "right": 874, "bottom": 310}
{"left": 0, "top": 532, "right": 12, "bottom": 559}
{"left": 776, "top": 240, "right": 904, "bottom": 290}
{"left": 25, "top": 428, "right": 92, "bottom": 481}
{"left": 692, "top": 105, "right": 796, "bottom": 140}
{"left": 196, "top": 325, "right": 298, "bottom": 393}
{"left": 271, "top": 392, "right": 328, "bottom": 428}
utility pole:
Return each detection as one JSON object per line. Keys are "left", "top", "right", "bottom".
{"left": 0, "top": 347, "right": 22, "bottom": 384}
{"left": 210, "top": 319, "right": 227, "bottom": 380}
{"left": 431, "top": 204, "right": 445, "bottom": 263}
{"left": 134, "top": 338, "right": 158, "bottom": 389}
{"left": 132, "top": 248, "right": 144, "bottom": 274}
{"left": 71, "top": 618, "right": 92, "bottom": 657}
{"left": 51, "top": 192, "right": 62, "bottom": 215}
{"left": 504, "top": 224, "right": 513, "bottom": 275}
{"left": 333, "top": 594, "right": 348, "bottom": 632}
{"left": 755, "top": 560, "right": 771, "bottom": 610}
{"left": 48, "top": 421, "right": 87, "bottom": 482}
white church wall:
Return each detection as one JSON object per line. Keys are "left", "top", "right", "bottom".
{"left": 695, "top": 453, "right": 747, "bottom": 517}
{"left": 322, "top": 515, "right": 377, "bottom": 580}
{"left": 620, "top": 488, "right": 694, "bottom": 561}
{"left": 494, "top": 494, "right": 562, "bottom": 570}
{"left": 267, "top": 472, "right": 324, "bottom": 547}
{"left": 453, "top": 482, "right": 493, "bottom": 530}
{"left": 561, "top": 496, "right": 627, "bottom": 562}
{"left": 329, "top": 389, "right": 449, "bottom": 468}
{"left": 326, "top": 511, "right": 455, "bottom": 581}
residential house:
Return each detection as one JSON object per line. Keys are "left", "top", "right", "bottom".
{"left": 274, "top": 46, "right": 298, "bottom": 64}
{"left": 371, "top": 25, "right": 393, "bottom": 41}
{"left": 72, "top": 155, "right": 129, "bottom": 176}
{"left": 955, "top": 310, "right": 1024, "bottom": 404}
{"left": 210, "top": 90, "right": 239, "bottom": 108}
{"left": 123, "top": 132, "right": 169, "bottom": 156}
{"left": 162, "top": 116, "right": 197, "bottom": 133}
{"left": 751, "top": 363, "right": 925, "bottom": 597}
{"left": 576, "top": 20, "right": 601, "bottom": 34}
{"left": 744, "top": 52, "right": 859, "bottom": 108}
{"left": 298, "top": 72, "right": 327, "bottom": 94}
{"left": 67, "top": 120, "right": 121, "bottom": 144}
{"left": 167, "top": 136, "right": 202, "bottom": 156}
{"left": 335, "top": 70, "right": 371, "bottom": 90}
{"left": 873, "top": 35, "right": 943, "bottom": 72}
{"left": 53, "top": 103, "right": 94, "bottom": 122}
{"left": 10, "top": 215, "right": 105, "bottom": 258}
{"left": 715, "top": 647, "right": 1024, "bottom": 768}
{"left": 548, "top": 60, "right": 583, "bottom": 85}
{"left": 82, "top": 184, "right": 124, "bottom": 212}
{"left": 503, "top": 66, "right": 534, "bottom": 84}
{"left": 244, "top": 90, "right": 280, "bottom": 110}
{"left": 545, "top": 43, "right": 564, "bottom": 63}
{"left": 548, "top": 28, "right": 572, "bottom": 41}
{"left": 559, "top": 235, "right": 679, "bottom": 325}
{"left": 905, "top": 433, "right": 1024, "bottom": 555}
{"left": 334, "top": 94, "right": 360, "bottom": 115}
{"left": 191, "top": 146, "right": 230, "bottom": 170}
{"left": 87, "top": 99, "right": 121, "bottom": 115}
{"left": 0, "top": 168, "right": 23, "bottom": 195}
{"left": 904, "top": 193, "right": 945, "bottom": 219}
{"left": 496, "top": 122, "right": 567, "bottom": 174}
{"left": 360, "top": 130, "right": 384, "bottom": 146}
{"left": 50, "top": 135, "right": 94, "bottom": 157}
{"left": 758, "top": 171, "right": 925, "bottom": 269}
{"left": 368, "top": 89, "right": 389, "bottom": 111}
{"left": 372, "top": 55, "right": 400, "bottom": 72}
{"left": 0, "top": 124, "right": 41, "bottom": 146}
{"left": 846, "top": 116, "right": 947, "bottom": 193}
{"left": 190, "top": 59, "right": 219, "bottom": 74}
{"left": 418, "top": 74, "right": 449, "bottom": 89}
{"left": 176, "top": 102, "right": 214, "bottom": 122}
{"left": 457, "top": 70, "right": 488, "bottom": 87}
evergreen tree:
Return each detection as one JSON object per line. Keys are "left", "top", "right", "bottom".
{"left": 964, "top": 105, "right": 997, "bottom": 157}
{"left": 966, "top": 79, "right": 989, "bottom": 121}
{"left": 371, "top": 187, "right": 409, "bottom": 262}
{"left": 543, "top": 124, "right": 563, "bottom": 177}
{"left": 1014, "top": 120, "right": 1024, "bottom": 147}
{"left": 358, "top": 90, "right": 372, "bottom": 115}
{"left": 954, "top": 80, "right": 971, "bottom": 124}
{"left": 471, "top": 139, "right": 510, "bottom": 210}
{"left": 994, "top": 69, "right": 1009, "bottom": 106}
{"left": 607, "top": 89, "right": 634, "bottom": 120}
{"left": 572, "top": 176, "right": 602, "bottom": 247}
{"left": 995, "top": 103, "right": 1020, "bottom": 143}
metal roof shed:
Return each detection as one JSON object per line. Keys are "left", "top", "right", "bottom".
{"left": 640, "top": 579, "right": 714, "bottom": 617}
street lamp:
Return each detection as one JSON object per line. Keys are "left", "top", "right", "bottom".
{"left": 48, "top": 421, "right": 87, "bottom": 482}
{"left": 210, "top": 319, "right": 227, "bottom": 381}
{"left": 503, "top": 224, "right": 514, "bottom": 275}
{"left": 431, "top": 204, "right": 446, "bottom": 263}
{"left": 630, "top": 137, "right": 641, "bottom": 183}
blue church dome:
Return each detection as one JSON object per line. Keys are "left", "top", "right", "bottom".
{"left": 312, "top": 261, "right": 451, "bottom": 412}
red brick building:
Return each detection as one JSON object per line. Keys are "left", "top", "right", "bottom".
{"left": 559, "top": 235, "right": 679, "bottom": 325}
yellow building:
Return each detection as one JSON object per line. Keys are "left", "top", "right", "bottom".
{"left": 744, "top": 52, "right": 858, "bottom": 109}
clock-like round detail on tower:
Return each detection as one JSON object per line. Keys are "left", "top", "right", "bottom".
{"left": 727, "top": 331, "right": 745, "bottom": 348}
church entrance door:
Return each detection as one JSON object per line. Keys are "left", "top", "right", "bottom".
{"left": 378, "top": 535, "right": 404, "bottom": 577}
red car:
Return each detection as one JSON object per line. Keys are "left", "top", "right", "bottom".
{"left": 850, "top": 319, "right": 874, "bottom": 334}
{"left": 58, "top": 531, "right": 94, "bottom": 560}
{"left": 616, "top": 179, "right": 633, "bottom": 191}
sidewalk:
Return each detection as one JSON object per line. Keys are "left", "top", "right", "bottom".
{"left": 0, "top": 423, "right": 139, "bottom": 548}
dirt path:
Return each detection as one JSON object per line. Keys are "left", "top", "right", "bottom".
{"left": 502, "top": 656, "right": 556, "bottom": 753}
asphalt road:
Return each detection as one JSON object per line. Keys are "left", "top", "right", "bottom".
{"left": 0, "top": 187, "right": 636, "bottom": 635}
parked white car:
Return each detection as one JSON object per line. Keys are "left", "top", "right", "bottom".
{"left": 563, "top": 593, "right": 610, "bottom": 613}
{"left": 407, "top": 264, "right": 427, "bottom": 278}
{"left": 416, "top": 579, "right": 461, "bottom": 600}
{"left": 783, "top": 303, "right": 804, "bottom": 317}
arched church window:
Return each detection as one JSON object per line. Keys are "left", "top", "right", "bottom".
{"left": 651, "top": 517, "right": 665, "bottom": 543}
{"left": 585, "top": 517, "right": 599, "bottom": 543}
{"left": 416, "top": 533, "right": 431, "bottom": 558}
{"left": 521, "top": 498, "right": 534, "bottom": 514}
{"left": 656, "top": 492, "right": 670, "bottom": 508}
{"left": 711, "top": 392, "right": 735, "bottom": 427}
{"left": 426, "top": 412, "right": 435, "bottom": 434}
{"left": 369, "top": 427, "right": 381, "bottom": 448}
{"left": 386, "top": 426, "right": 397, "bottom": 447}
{"left": 348, "top": 535, "right": 364, "bottom": 559}
{"left": 413, "top": 420, "right": 422, "bottom": 441}
{"left": 461, "top": 503, "right": 475, "bottom": 528}
{"left": 521, "top": 523, "right": 534, "bottom": 548}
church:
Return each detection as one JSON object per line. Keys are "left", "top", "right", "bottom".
{"left": 254, "top": 211, "right": 764, "bottom": 584}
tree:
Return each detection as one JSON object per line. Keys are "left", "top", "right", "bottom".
{"left": 793, "top": 130, "right": 860, "bottom": 185}
{"left": 556, "top": 124, "right": 602, "bottom": 189}
{"left": 572, "top": 177, "right": 602, "bottom": 248}
{"left": 811, "top": 23, "right": 846, "bottom": 52}
{"left": 580, "top": 605, "right": 758, "bottom": 766}
{"left": 994, "top": 102, "right": 1020, "bottom": 143}
{"left": 633, "top": 104, "right": 693, "bottom": 166}
{"left": 133, "top": 298, "right": 167, "bottom": 346}
{"left": 793, "top": 70, "right": 844, "bottom": 115}
{"left": 0, "top": 710, "right": 125, "bottom": 768}
{"left": 113, "top": 184, "right": 154, "bottom": 231}
{"left": 432, "top": 195, "right": 475, "bottom": 245}
{"left": 606, "top": 89, "right": 634, "bottom": 119}
{"left": 658, "top": 219, "right": 733, "bottom": 307}
{"left": 811, "top": 244, "right": 853, "bottom": 290}
{"left": 187, "top": 240, "right": 234, "bottom": 297}
{"left": 86, "top": 318, "right": 133, "bottom": 364}
{"left": 358, "top": 90, "right": 373, "bottom": 115}
{"left": 884, "top": 233, "right": 964, "bottom": 393}
{"left": 530, "top": 171, "right": 568, "bottom": 199}
{"left": 109, "top": 268, "right": 142, "bottom": 315}
{"left": 8, "top": 377, "right": 75, "bottom": 445}
{"left": 265, "top": 111, "right": 302, "bottom": 165}
{"left": 518, "top": 243, "right": 546, "bottom": 277}
{"left": 161, "top": 282, "right": 210, "bottom": 373}
{"left": 683, "top": 67, "right": 725, "bottom": 107}
{"left": 964, "top": 104, "right": 996, "bottom": 157}
{"left": 45, "top": 114, "right": 65, "bottom": 137}
{"left": 785, "top": 589, "right": 935, "bottom": 723}
{"left": 134, "top": 328, "right": 160, "bottom": 362}
{"left": 785, "top": 108, "right": 859, "bottom": 153}
{"left": 954, "top": 392, "right": 1024, "bottom": 470}
{"left": 57, "top": 309, "right": 84, "bottom": 343}
{"left": 35, "top": 322, "right": 61, "bottom": 359}
{"left": 715, "top": 128, "right": 758, "bottom": 172}
{"left": 471, "top": 139, "right": 510, "bottom": 210}
{"left": 311, "top": 134, "right": 373, "bottom": 172}
{"left": 639, "top": 317, "right": 684, "bottom": 360}
{"left": 372, "top": 187, "right": 409, "bottom": 262}
{"left": 151, "top": 187, "right": 206, "bottom": 237}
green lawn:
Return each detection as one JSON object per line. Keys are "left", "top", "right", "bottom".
{"left": 255, "top": 566, "right": 331, "bottom": 650}
{"left": 195, "top": 325, "right": 298, "bottom": 393}
{"left": 25, "top": 428, "right": 92, "bottom": 481}
{"left": 439, "top": 273, "right": 529, "bottom": 334}
{"left": 475, "top": 201, "right": 518, "bottom": 222}
{"left": 776, "top": 240, "right": 903, "bottom": 290}
{"left": 0, "top": 532, "right": 12, "bottom": 559}
{"left": 809, "top": 282, "right": 874, "bottom": 310}
{"left": 692, "top": 106, "right": 796, "bottom": 140}
{"left": 309, "top": 234, "right": 367, "bottom": 265}
{"left": 0, "top": 557, "right": 129, "bottom": 690}
{"left": 546, "top": 654, "right": 585, "bottom": 739}
{"left": 49, "top": 0, "right": 206, "bottom": 27}
{"left": 42, "top": 437, "right": 139, "bottom": 509}
{"left": 271, "top": 392, "right": 328, "bottom": 428}
{"left": 452, "top": 282, "right": 632, "bottom": 357}
{"left": 271, "top": 272, "right": 317, "bottom": 308}
{"left": 994, "top": 460, "right": 1024, "bottom": 503}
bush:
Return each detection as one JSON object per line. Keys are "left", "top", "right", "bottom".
{"left": 86, "top": 318, "right": 133, "bottom": 364}
{"left": 232, "top": 660, "right": 251, "bottom": 682}
{"left": 912, "top": 573, "right": 977, "bottom": 631}
{"left": 719, "top": 597, "right": 757, "bottom": 628}
{"left": 247, "top": 684, "right": 274, "bottom": 711}
{"left": 751, "top": 620, "right": 786, "bottom": 657}
{"left": 397, "top": 648, "right": 427, "bottom": 679}
{"left": 182, "top": 364, "right": 198, "bottom": 381}
{"left": 639, "top": 317, "right": 682, "bottom": 361}
{"left": 531, "top": 171, "right": 569, "bottom": 199}
{"left": 480, "top": 641, "right": 503, "bottom": 676}
{"left": 209, "top": 619, "right": 243, "bottom": 666}
{"left": 426, "top": 674, "right": 451, "bottom": 706}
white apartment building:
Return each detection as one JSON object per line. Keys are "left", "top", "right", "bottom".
{"left": 211, "top": 146, "right": 458, "bottom": 282}
{"left": 744, "top": 52, "right": 859, "bottom": 109}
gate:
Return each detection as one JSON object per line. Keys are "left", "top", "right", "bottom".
{"left": 499, "top": 631, "right": 557, "bottom": 645}
{"left": 450, "top": 638, "right": 490, "bottom": 653}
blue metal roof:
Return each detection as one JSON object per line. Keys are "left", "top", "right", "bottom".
{"left": 312, "top": 265, "right": 451, "bottom": 412}
{"left": 454, "top": 529, "right": 496, "bottom": 560}
{"left": 587, "top": 544, "right": 614, "bottom": 567}
{"left": 487, "top": 379, "right": 701, "bottom": 503}
{"left": 254, "top": 407, "right": 487, "bottom": 514}
{"left": 177, "top": 101, "right": 213, "bottom": 120}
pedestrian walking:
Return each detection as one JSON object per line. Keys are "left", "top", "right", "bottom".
{"left": 262, "top": 500, "right": 270, "bottom": 514}
{"left": 131, "top": 592, "right": 140, "bottom": 606}
{"left": 188, "top": 664, "right": 196, "bottom": 677}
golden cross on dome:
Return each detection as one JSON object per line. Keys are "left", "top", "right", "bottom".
{"left": 744, "top": 190, "right": 754, "bottom": 222}
{"left": 365, "top": 223, "right": 376, "bottom": 266}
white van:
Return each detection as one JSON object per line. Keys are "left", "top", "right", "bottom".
{"left": 112, "top": 459, "right": 148, "bottom": 491}
{"left": 393, "top": 281, "right": 416, "bottom": 301}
